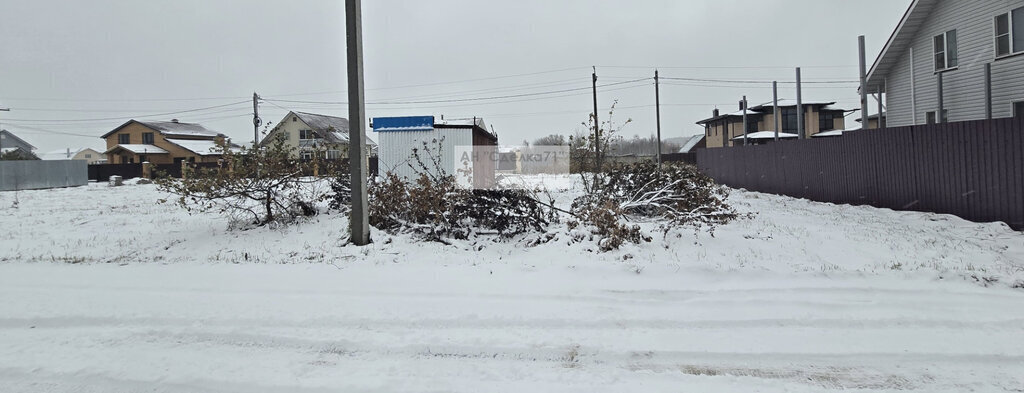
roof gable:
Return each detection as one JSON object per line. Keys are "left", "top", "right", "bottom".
{"left": 865, "top": 0, "right": 940, "bottom": 91}
{"left": 0, "top": 130, "right": 36, "bottom": 150}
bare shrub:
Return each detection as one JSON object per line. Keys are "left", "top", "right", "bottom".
{"left": 156, "top": 138, "right": 327, "bottom": 228}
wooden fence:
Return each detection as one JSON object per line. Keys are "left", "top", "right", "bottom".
{"left": 696, "top": 117, "right": 1024, "bottom": 230}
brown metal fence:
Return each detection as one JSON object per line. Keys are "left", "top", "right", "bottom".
{"left": 696, "top": 117, "right": 1024, "bottom": 230}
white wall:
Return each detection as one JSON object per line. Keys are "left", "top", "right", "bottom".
{"left": 376, "top": 128, "right": 473, "bottom": 181}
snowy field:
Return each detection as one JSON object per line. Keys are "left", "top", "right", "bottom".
{"left": 1, "top": 176, "right": 1023, "bottom": 392}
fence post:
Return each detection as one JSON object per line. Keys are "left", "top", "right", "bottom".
{"left": 142, "top": 162, "right": 152, "bottom": 179}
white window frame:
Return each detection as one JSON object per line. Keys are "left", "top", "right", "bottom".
{"left": 995, "top": 7, "right": 1024, "bottom": 58}
{"left": 299, "top": 129, "right": 315, "bottom": 140}
{"left": 326, "top": 150, "right": 341, "bottom": 160}
{"left": 933, "top": 30, "right": 958, "bottom": 72}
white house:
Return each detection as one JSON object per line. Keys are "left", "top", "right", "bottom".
{"left": 261, "top": 111, "right": 376, "bottom": 160}
{"left": 865, "top": 0, "right": 1024, "bottom": 126}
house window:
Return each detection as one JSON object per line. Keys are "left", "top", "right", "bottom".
{"left": 118, "top": 134, "right": 130, "bottom": 144}
{"left": 327, "top": 150, "right": 342, "bottom": 160}
{"left": 139, "top": 155, "right": 148, "bottom": 163}
{"left": 995, "top": 7, "right": 1024, "bottom": 57}
{"left": 744, "top": 117, "right": 758, "bottom": 134}
{"left": 933, "top": 30, "right": 958, "bottom": 71}
{"left": 84, "top": 154, "right": 92, "bottom": 158}
{"left": 819, "top": 111, "right": 838, "bottom": 131}
{"left": 1014, "top": 101, "right": 1024, "bottom": 117}
{"left": 299, "top": 129, "right": 315, "bottom": 140}
{"left": 300, "top": 151, "right": 313, "bottom": 160}
{"left": 781, "top": 108, "right": 798, "bottom": 133}
{"left": 142, "top": 132, "right": 154, "bottom": 144}
{"left": 925, "top": 110, "right": 949, "bottom": 124}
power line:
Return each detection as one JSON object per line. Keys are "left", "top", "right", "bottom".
{"left": 598, "top": 65, "right": 858, "bottom": 70}
{"left": 2, "top": 100, "right": 251, "bottom": 123}
{"left": 265, "top": 78, "right": 651, "bottom": 106}
{"left": 661, "top": 77, "right": 859, "bottom": 84}
{"left": 264, "top": 66, "right": 591, "bottom": 98}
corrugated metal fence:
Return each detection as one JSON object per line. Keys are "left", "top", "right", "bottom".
{"left": 0, "top": 160, "right": 88, "bottom": 191}
{"left": 696, "top": 117, "right": 1024, "bottom": 230}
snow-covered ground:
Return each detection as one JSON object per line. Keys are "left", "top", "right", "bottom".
{"left": 1, "top": 177, "right": 1023, "bottom": 392}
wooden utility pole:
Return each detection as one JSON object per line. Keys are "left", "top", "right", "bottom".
{"left": 0, "top": 108, "right": 9, "bottom": 154}
{"left": 654, "top": 69, "right": 662, "bottom": 172}
{"left": 592, "top": 67, "right": 600, "bottom": 173}
{"left": 346, "top": 0, "right": 370, "bottom": 246}
{"left": 859, "top": 35, "right": 869, "bottom": 130}
{"left": 252, "top": 93, "right": 261, "bottom": 148}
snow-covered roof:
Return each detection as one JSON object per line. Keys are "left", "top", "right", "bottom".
{"left": 732, "top": 131, "right": 799, "bottom": 140}
{"left": 105, "top": 144, "right": 170, "bottom": 154}
{"left": 101, "top": 120, "right": 223, "bottom": 139}
{"left": 748, "top": 99, "right": 842, "bottom": 111}
{"left": 0, "top": 130, "right": 36, "bottom": 150}
{"left": 137, "top": 121, "right": 221, "bottom": 138}
{"left": 812, "top": 130, "right": 846, "bottom": 138}
{"left": 166, "top": 139, "right": 229, "bottom": 156}
{"left": 699, "top": 100, "right": 847, "bottom": 124}
{"left": 292, "top": 112, "right": 376, "bottom": 146}
{"left": 41, "top": 148, "right": 101, "bottom": 160}
{"left": 436, "top": 117, "right": 489, "bottom": 132}
{"left": 677, "top": 135, "right": 705, "bottom": 153}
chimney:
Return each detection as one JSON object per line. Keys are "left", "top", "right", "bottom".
{"left": 712, "top": 109, "right": 720, "bottom": 117}
{"left": 171, "top": 119, "right": 179, "bottom": 123}
{"left": 66, "top": 148, "right": 71, "bottom": 158}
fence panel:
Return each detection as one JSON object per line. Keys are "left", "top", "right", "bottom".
{"left": 1, "top": 160, "right": 88, "bottom": 191}
{"left": 696, "top": 119, "right": 1024, "bottom": 230}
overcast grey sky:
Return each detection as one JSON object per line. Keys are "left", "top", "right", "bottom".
{"left": 0, "top": 0, "right": 911, "bottom": 153}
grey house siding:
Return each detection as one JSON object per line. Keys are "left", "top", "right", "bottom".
{"left": 885, "top": 0, "right": 1024, "bottom": 127}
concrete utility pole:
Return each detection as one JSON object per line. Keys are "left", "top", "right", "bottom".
{"left": 937, "top": 72, "right": 944, "bottom": 123}
{"left": 741, "top": 96, "right": 749, "bottom": 146}
{"left": 346, "top": 0, "right": 370, "bottom": 246}
{"left": 796, "top": 67, "right": 804, "bottom": 139}
{"left": 772, "top": 81, "right": 779, "bottom": 141}
{"left": 252, "top": 93, "right": 261, "bottom": 148}
{"left": 876, "top": 87, "right": 884, "bottom": 129}
{"left": 984, "top": 63, "right": 993, "bottom": 120}
{"left": 859, "top": 35, "right": 869, "bottom": 130}
{"left": 592, "top": 67, "right": 600, "bottom": 172}
{"left": 654, "top": 69, "right": 662, "bottom": 172}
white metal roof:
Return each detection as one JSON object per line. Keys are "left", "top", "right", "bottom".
{"left": 677, "top": 134, "right": 705, "bottom": 153}
{"left": 167, "top": 139, "right": 226, "bottom": 156}
{"left": 812, "top": 130, "right": 846, "bottom": 138}
{"left": 732, "top": 131, "right": 799, "bottom": 140}
{"left": 106, "top": 144, "right": 170, "bottom": 154}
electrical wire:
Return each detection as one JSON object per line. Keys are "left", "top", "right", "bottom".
{"left": 2, "top": 100, "right": 251, "bottom": 123}
{"left": 265, "top": 78, "right": 651, "bottom": 106}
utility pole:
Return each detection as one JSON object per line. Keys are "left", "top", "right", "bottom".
{"left": 859, "top": 35, "right": 869, "bottom": 130}
{"left": 796, "top": 67, "right": 804, "bottom": 139}
{"left": 984, "top": 63, "right": 993, "bottom": 120}
{"left": 346, "top": 0, "right": 370, "bottom": 246}
{"left": 876, "top": 87, "right": 884, "bottom": 129}
{"left": 0, "top": 108, "right": 9, "bottom": 155}
{"left": 772, "top": 81, "right": 779, "bottom": 141}
{"left": 252, "top": 93, "right": 261, "bottom": 148}
{"left": 654, "top": 69, "right": 662, "bottom": 172}
{"left": 592, "top": 66, "right": 600, "bottom": 173}
{"left": 741, "top": 96, "right": 749, "bottom": 146}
